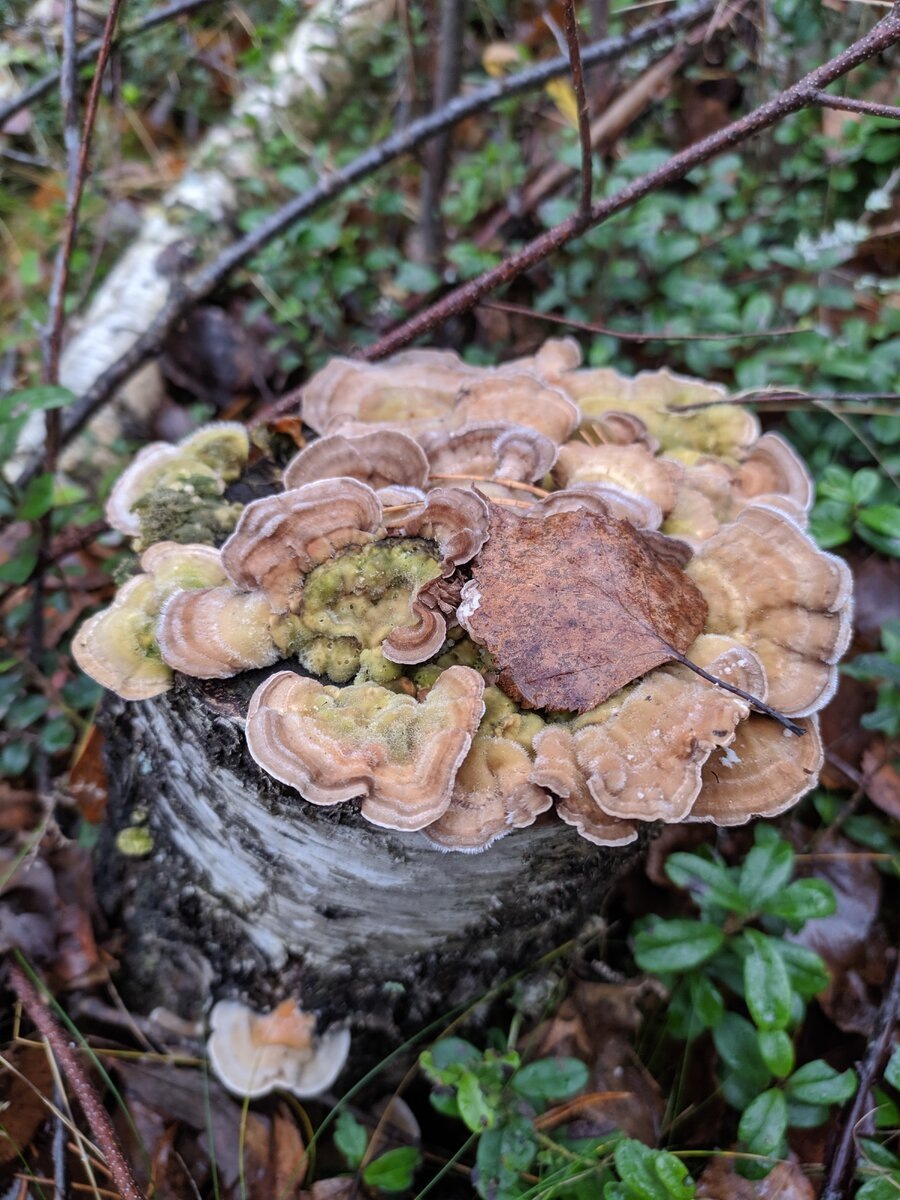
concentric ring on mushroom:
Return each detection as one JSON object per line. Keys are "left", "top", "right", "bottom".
{"left": 74, "top": 340, "right": 851, "bottom": 851}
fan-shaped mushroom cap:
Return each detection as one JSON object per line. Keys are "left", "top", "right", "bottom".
{"left": 530, "top": 483, "right": 662, "bottom": 530}
{"left": 585, "top": 410, "right": 659, "bottom": 452}
{"left": 690, "top": 715, "right": 823, "bottom": 825}
{"left": 561, "top": 367, "right": 759, "bottom": 464}
{"left": 735, "top": 432, "right": 814, "bottom": 512}
{"left": 511, "top": 336, "right": 583, "bottom": 377}
{"left": 557, "top": 644, "right": 763, "bottom": 823}
{"left": 105, "top": 423, "right": 249, "bottom": 536}
{"left": 553, "top": 442, "right": 683, "bottom": 516}
{"left": 158, "top": 587, "right": 286, "bottom": 679}
{"left": 301, "top": 351, "right": 477, "bottom": 437}
{"left": 384, "top": 487, "right": 490, "bottom": 573}
{"left": 531, "top": 725, "right": 638, "bottom": 847}
{"left": 72, "top": 544, "right": 227, "bottom": 699}
{"left": 245, "top": 665, "right": 486, "bottom": 830}
{"left": 423, "top": 735, "right": 552, "bottom": 852}
{"left": 301, "top": 344, "right": 580, "bottom": 443}
{"left": 207, "top": 998, "right": 350, "bottom": 1100}
{"left": 454, "top": 376, "right": 581, "bottom": 444}
{"left": 687, "top": 504, "right": 853, "bottom": 717}
{"left": 221, "top": 479, "right": 384, "bottom": 612}
{"left": 283, "top": 431, "right": 429, "bottom": 492}
{"left": 420, "top": 422, "right": 558, "bottom": 498}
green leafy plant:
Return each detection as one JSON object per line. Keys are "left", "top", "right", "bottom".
{"left": 420, "top": 1035, "right": 591, "bottom": 1199}
{"left": 332, "top": 1110, "right": 422, "bottom": 1194}
{"left": 634, "top": 825, "right": 857, "bottom": 1174}
{"left": 810, "top": 465, "right": 900, "bottom": 557}
{"left": 842, "top": 619, "right": 900, "bottom": 737}
{"left": 855, "top": 1045, "right": 900, "bottom": 1198}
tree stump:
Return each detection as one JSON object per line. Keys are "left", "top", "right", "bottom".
{"left": 96, "top": 666, "right": 644, "bottom": 1058}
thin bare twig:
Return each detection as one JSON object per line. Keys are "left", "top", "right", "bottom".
{"left": 669, "top": 389, "right": 900, "bottom": 411}
{"left": 667, "top": 647, "right": 806, "bottom": 735}
{"left": 10, "top": 0, "right": 714, "bottom": 489}
{"left": 822, "top": 959, "right": 900, "bottom": 1200}
{"left": 360, "top": 6, "right": 900, "bottom": 361}
{"left": 0, "top": 0, "right": 219, "bottom": 132}
{"left": 8, "top": 962, "right": 147, "bottom": 1200}
{"left": 419, "top": 0, "right": 467, "bottom": 264}
{"left": 808, "top": 88, "right": 900, "bottom": 120}
{"left": 479, "top": 298, "right": 807, "bottom": 341}
{"left": 563, "top": 0, "right": 593, "bottom": 215}
{"left": 43, "top": 0, "right": 126, "bottom": 407}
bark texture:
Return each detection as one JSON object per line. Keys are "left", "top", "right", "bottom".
{"left": 97, "top": 669, "right": 643, "bottom": 1049}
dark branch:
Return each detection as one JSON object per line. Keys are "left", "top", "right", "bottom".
{"left": 807, "top": 88, "right": 900, "bottom": 121}
{"left": 419, "top": 0, "right": 467, "bottom": 264}
{"left": 0, "top": 0, "right": 219, "bottom": 132}
{"left": 822, "top": 960, "right": 900, "bottom": 1200}
{"left": 665, "top": 647, "right": 806, "bottom": 736}
{"left": 668, "top": 389, "right": 900, "bottom": 412}
{"left": 479, "top": 298, "right": 806, "bottom": 342}
{"left": 360, "top": 6, "right": 900, "bottom": 361}
{"left": 563, "top": 0, "right": 593, "bottom": 215}
{"left": 13, "top": 0, "right": 714, "bottom": 486}
{"left": 9, "top": 960, "right": 147, "bottom": 1200}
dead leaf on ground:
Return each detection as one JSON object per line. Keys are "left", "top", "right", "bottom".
{"left": 792, "top": 837, "right": 885, "bottom": 1035}
{"left": 462, "top": 507, "right": 707, "bottom": 712}
{"left": 862, "top": 742, "right": 900, "bottom": 821}
{"left": 526, "top": 981, "right": 666, "bottom": 1143}
{"left": 67, "top": 725, "right": 109, "bottom": 824}
{"left": 0, "top": 1043, "right": 54, "bottom": 1167}
{"left": 696, "top": 1157, "right": 815, "bottom": 1199}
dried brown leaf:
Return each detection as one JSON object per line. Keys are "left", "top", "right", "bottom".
{"left": 696, "top": 1157, "right": 815, "bottom": 1199}
{"left": 461, "top": 506, "right": 707, "bottom": 712}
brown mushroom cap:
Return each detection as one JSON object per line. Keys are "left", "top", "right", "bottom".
{"left": 283, "top": 431, "right": 429, "bottom": 492}
{"left": 384, "top": 487, "right": 490, "bottom": 573}
{"left": 157, "top": 587, "right": 285, "bottom": 678}
{"left": 72, "top": 543, "right": 227, "bottom": 699}
{"left": 245, "top": 665, "right": 486, "bottom": 830}
{"left": 221, "top": 479, "right": 384, "bottom": 612}
{"left": 301, "top": 351, "right": 478, "bottom": 437}
{"left": 420, "top": 421, "right": 558, "bottom": 497}
{"left": 530, "top": 483, "right": 663, "bottom": 530}
{"left": 207, "top": 998, "right": 350, "bottom": 1100}
{"left": 553, "top": 442, "right": 683, "bottom": 515}
{"left": 690, "top": 715, "right": 824, "bottom": 825}
{"left": 735, "top": 432, "right": 814, "bottom": 511}
{"left": 454, "top": 376, "right": 581, "bottom": 444}
{"left": 687, "top": 503, "right": 853, "bottom": 716}
{"left": 530, "top": 724, "right": 638, "bottom": 847}
{"left": 556, "top": 643, "right": 765, "bottom": 823}
{"left": 422, "top": 735, "right": 552, "bottom": 852}
{"left": 301, "top": 344, "right": 581, "bottom": 443}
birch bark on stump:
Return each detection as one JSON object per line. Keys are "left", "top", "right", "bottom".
{"left": 96, "top": 668, "right": 643, "bottom": 1056}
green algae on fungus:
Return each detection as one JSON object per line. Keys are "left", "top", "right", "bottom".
{"left": 132, "top": 475, "right": 244, "bottom": 551}
{"left": 106, "top": 423, "right": 250, "bottom": 544}
{"left": 72, "top": 542, "right": 227, "bottom": 699}
{"left": 245, "top": 665, "right": 486, "bottom": 831}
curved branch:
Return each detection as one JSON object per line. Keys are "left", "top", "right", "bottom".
{"left": 361, "top": 6, "right": 900, "bottom": 361}
{"left": 12, "top": 0, "right": 715, "bottom": 487}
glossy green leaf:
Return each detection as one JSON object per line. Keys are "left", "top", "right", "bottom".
{"left": 738, "top": 1088, "right": 788, "bottom": 1157}
{"left": 362, "top": 1146, "right": 421, "bottom": 1193}
{"left": 763, "top": 879, "right": 836, "bottom": 925}
{"left": 334, "top": 1110, "right": 368, "bottom": 1168}
{"left": 634, "top": 920, "right": 725, "bottom": 973}
{"left": 512, "top": 1057, "right": 589, "bottom": 1104}
{"left": 742, "top": 930, "right": 793, "bottom": 1031}
{"left": 758, "top": 1029, "right": 795, "bottom": 1078}
{"left": 786, "top": 1060, "right": 857, "bottom": 1106}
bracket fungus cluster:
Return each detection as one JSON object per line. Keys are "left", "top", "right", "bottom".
{"left": 76, "top": 339, "right": 852, "bottom": 852}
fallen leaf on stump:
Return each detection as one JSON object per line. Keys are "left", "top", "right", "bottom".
{"left": 460, "top": 506, "right": 707, "bottom": 712}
